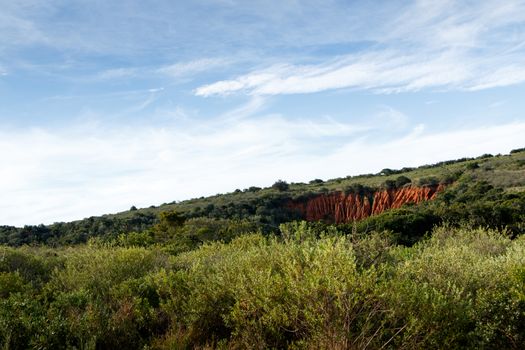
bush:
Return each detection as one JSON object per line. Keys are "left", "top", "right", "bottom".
{"left": 343, "top": 183, "right": 373, "bottom": 196}
{"left": 510, "top": 147, "right": 525, "bottom": 154}
{"left": 0, "top": 272, "right": 28, "bottom": 298}
{"left": 309, "top": 179, "right": 324, "bottom": 184}
{"left": 466, "top": 162, "right": 480, "bottom": 170}
{"left": 353, "top": 208, "right": 441, "bottom": 245}
{"left": 395, "top": 175, "right": 412, "bottom": 187}
{"left": 477, "top": 153, "right": 494, "bottom": 159}
{"left": 1, "top": 225, "right": 525, "bottom": 348}
{"left": 417, "top": 176, "right": 440, "bottom": 186}
{"left": 383, "top": 179, "right": 397, "bottom": 189}
{"left": 383, "top": 226, "right": 525, "bottom": 348}
{"left": 379, "top": 168, "right": 397, "bottom": 175}
{"left": 168, "top": 233, "right": 387, "bottom": 348}
{"left": 0, "top": 247, "right": 61, "bottom": 287}
{"left": 271, "top": 180, "right": 289, "bottom": 192}
{"left": 43, "top": 247, "right": 169, "bottom": 349}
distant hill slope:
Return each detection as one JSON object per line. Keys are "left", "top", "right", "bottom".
{"left": 2, "top": 148, "right": 525, "bottom": 246}
{"left": 118, "top": 149, "right": 525, "bottom": 218}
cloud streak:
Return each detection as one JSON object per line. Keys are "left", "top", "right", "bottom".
{"left": 195, "top": 49, "right": 525, "bottom": 96}
{"left": 195, "top": 0, "right": 525, "bottom": 96}
{"left": 158, "top": 58, "right": 231, "bottom": 78}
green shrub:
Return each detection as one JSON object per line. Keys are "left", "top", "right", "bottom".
{"left": 1, "top": 225, "right": 525, "bottom": 348}
{"left": 0, "top": 272, "right": 28, "bottom": 298}
{"left": 417, "top": 176, "right": 440, "bottom": 186}
{"left": 168, "top": 234, "right": 387, "bottom": 348}
{"left": 395, "top": 175, "right": 412, "bottom": 187}
{"left": 466, "top": 162, "right": 480, "bottom": 170}
{"left": 34, "top": 247, "right": 171, "bottom": 349}
{"left": 510, "top": 147, "right": 525, "bottom": 154}
{"left": 272, "top": 180, "right": 290, "bottom": 192}
{"left": 0, "top": 247, "right": 61, "bottom": 287}
{"left": 382, "top": 226, "right": 525, "bottom": 348}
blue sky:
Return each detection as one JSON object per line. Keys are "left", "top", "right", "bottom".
{"left": 1, "top": 0, "right": 525, "bottom": 225}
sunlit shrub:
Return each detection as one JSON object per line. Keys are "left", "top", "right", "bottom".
{"left": 1, "top": 224, "right": 525, "bottom": 348}
{"left": 165, "top": 234, "right": 393, "bottom": 348}
{"left": 382, "top": 226, "right": 525, "bottom": 348}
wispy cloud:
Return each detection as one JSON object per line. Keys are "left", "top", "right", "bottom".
{"left": 488, "top": 100, "right": 507, "bottom": 108}
{"left": 194, "top": 53, "right": 470, "bottom": 96}
{"left": 158, "top": 58, "right": 231, "bottom": 78}
{"left": 67, "top": 58, "right": 231, "bottom": 86}
{"left": 195, "top": 0, "right": 525, "bottom": 96}
{"left": 0, "top": 2, "right": 50, "bottom": 50}
{"left": 93, "top": 68, "right": 138, "bottom": 80}
{"left": 1, "top": 104, "right": 523, "bottom": 226}
{"left": 0, "top": 108, "right": 364, "bottom": 225}
{"left": 195, "top": 49, "right": 525, "bottom": 96}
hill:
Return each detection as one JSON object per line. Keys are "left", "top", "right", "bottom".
{"left": 1, "top": 148, "right": 525, "bottom": 246}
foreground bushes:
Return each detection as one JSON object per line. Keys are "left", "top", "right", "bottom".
{"left": 1, "top": 225, "right": 525, "bottom": 349}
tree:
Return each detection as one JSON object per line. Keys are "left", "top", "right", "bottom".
{"left": 246, "top": 186, "right": 262, "bottom": 192}
{"left": 272, "top": 180, "right": 289, "bottom": 192}
{"left": 380, "top": 168, "right": 397, "bottom": 176}
{"left": 309, "top": 179, "right": 324, "bottom": 184}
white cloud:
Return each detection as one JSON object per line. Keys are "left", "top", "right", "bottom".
{"left": 326, "top": 122, "right": 525, "bottom": 176}
{"left": 488, "top": 100, "right": 507, "bottom": 108}
{"left": 1, "top": 107, "right": 524, "bottom": 226}
{"left": 158, "top": 58, "right": 230, "bottom": 78}
{"left": 93, "top": 68, "right": 137, "bottom": 80}
{"left": 0, "top": 110, "right": 362, "bottom": 225}
{"left": 0, "top": 6, "right": 49, "bottom": 50}
{"left": 71, "top": 58, "right": 229, "bottom": 84}
{"left": 195, "top": 49, "right": 525, "bottom": 96}
{"left": 468, "top": 65, "right": 525, "bottom": 91}
{"left": 195, "top": 0, "right": 525, "bottom": 96}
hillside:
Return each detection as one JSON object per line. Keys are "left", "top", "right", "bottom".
{"left": 111, "top": 148, "right": 525, "bottom": 221}
{"left": 1, "top": 148, "right": 524, "bottom": 247}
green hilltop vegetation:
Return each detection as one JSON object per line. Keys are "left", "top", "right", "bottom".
{"left": 2, "top": 148, "right": 524, "bottom": 247}
{"left": 1, "top": 148, "right": 525, "bottom": 349}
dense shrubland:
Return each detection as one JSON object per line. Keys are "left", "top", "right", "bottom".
{"left": 1, "top": 224, "right": 524, "bottom": 349}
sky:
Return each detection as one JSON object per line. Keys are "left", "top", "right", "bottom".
{"left": 1, "top": 0, "right": 525, "bottom": 226}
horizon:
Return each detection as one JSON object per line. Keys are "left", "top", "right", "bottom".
{"left": 2, "top": 0, "right": 525, "bottom": 226}
{"left": 5, "top": 148, "right": 523, "bottom": 227}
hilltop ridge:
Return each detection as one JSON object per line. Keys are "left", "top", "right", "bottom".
{"left": 1, "top": 148, "right": 524, "bottom": 246}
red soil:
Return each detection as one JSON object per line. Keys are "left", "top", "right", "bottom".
{"left": 287, "top": 184, "right": 446, "bottom": 223}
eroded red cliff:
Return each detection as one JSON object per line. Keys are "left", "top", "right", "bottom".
{"left": 287, "top": 184, "right": 446, "bottom": 223}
